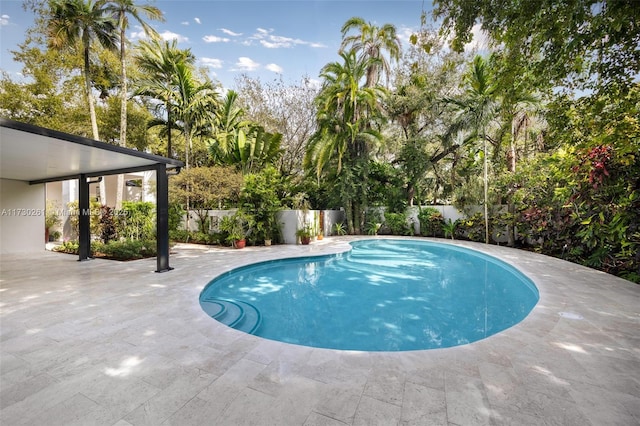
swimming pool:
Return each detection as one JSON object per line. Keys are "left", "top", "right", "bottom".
{"left": 199, "top": 239, "right": 539, "bottom": 351}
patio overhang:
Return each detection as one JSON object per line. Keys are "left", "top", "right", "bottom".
{"left": 0, "top": 118, "right": 184, "bottom": 272}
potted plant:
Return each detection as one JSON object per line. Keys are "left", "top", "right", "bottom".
{"left": 220, "top": 211, "right": 252, "bottom": 249}
{"left": 296, "top": 224, "right": 313, "bottom": 245}
{"left": 259, "top": 214, "right": 278, "bottom": 246}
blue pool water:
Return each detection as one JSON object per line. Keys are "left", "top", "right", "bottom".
{"left": 199, "top": 239, "right": 539, "bottom": 351}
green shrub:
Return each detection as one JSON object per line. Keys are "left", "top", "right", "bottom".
{"left": 456, "top": 212, "right": 486, "bottom": 242}
{"left": 53, "top": 240, "right": 79, "bottom": 254}
{"left": 169, "top": 230, "right": 219, "bottom": 245}
{"left": 384, "top": 212, "right": 413, "bottom": 236}
{"left": 418, "top": 207, "right": 445, "bottom": 237}
{"left": 93, "top": 239, "right": 157, "bottom": 260}
{"left": 100, "top": 206, "right": 117, "bottom": 243}
{"left": 442, "top": 219, "right": 457, "bottom": 240}
{"left": 168, "top": 203, "right": 184, "bottom": 232}
{"left": 52, "top": 239, "right": 157, "bottom": 260}
{"left": 67, "top": 200, "right": 102, "bottom": 237}
{"left": 333, "top": 222, "right": 347, "bottom": 236}
{"left": 118, "top": 201, "right": 155, "bottom": 241}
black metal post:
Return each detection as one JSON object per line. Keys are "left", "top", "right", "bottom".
{"left": 155, "top": 164, "right": 172, "bottom": 272}
{"left": 78, "top": 174, "right": 91, "bottom": 261}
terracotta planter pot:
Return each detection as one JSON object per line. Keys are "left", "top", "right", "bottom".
{"left": 301, "top": 236, "right": 311, "bottom": 245}
{"left": 233, "top": 239, "right": 246, "bottom": 249}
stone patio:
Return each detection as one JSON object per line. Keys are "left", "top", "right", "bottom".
{"left": 1, "top": 237, "right": 639, "bottom": 425}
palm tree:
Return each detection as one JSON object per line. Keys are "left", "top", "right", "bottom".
{"left": 445, "top": 55, "right": 500, "bottom": 244}
{"left": 134, "top": 38, "right": 195, "bottom": 158}
{"left": 305, "top": 50, "right": 386, "bottom": 233}
{"left": 105, "top": 0, "right": 163, "bottom": 209}
{"left": 47, "top": 0, "right": 118, "bottom": 140}
{"left": 171, "top": 61, "right": 218, "bottom": 169}
{"left": 307, "top": 50, "right": 385, "bottom": 175}
{"left": 339, "top": 17, "right": 401, "bottom": 87}
{"left": 210, "top": 90, "right": 252, "bottom": 156}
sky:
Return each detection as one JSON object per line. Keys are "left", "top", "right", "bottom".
{"left": 0, "top": 0, "right": 433, "bottom": 89}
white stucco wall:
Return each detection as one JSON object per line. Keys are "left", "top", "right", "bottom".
{"left": 0, "top": 178, "right": 45, "bottom": 253}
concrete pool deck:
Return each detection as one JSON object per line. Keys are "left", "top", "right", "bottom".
{"left": 1, "top": 237, "right": 639, "bottom": 425}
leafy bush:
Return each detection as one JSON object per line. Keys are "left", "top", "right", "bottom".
{"left": 239, "top": 166, "right": 283, "bottom": 244}
{"left": 168, "top": 203, "right": 184, "bottom": 232}
{"left": 384, "top": 212, "right": 413, "bottom": 236}
{"left": 418, "top": 207, "right": 445, "bottom": 237}
{"left": 455, "top": 212, "right": 486, "bottom": 242}
{"left": 53, "top": 239, "right": 157, "bottom": 260}
{"left": 169, "top": 230, "right": 219, "bottom": 245}
{"left": 53, "top": 240, "right": 79, "bottom": 254}
{"left": 100, "top": 206, "right": 117, "bottom": 243}
{"left": 442, "top": 219, "right": 457, "bottom": 240}
{"left": 364, "top": 210, "right": 383, "bottom": 235}
{"left": 67, "top": 200, "right": 102, "bottom": 238}
{"left": 219, "top": 210, "right": 254, "bottom": 245}
{"left": 333, "top": 222, "right": 347, "bottom": 236}
{"left": 118, "top": 201, "right": 155, "bottom": 241}
{"left": 92, "top": 240, "right": 157, "bottom": 260}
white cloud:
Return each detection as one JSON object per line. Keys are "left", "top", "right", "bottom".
{"left": 250, "top": 27, "right": 325, "bottom": 49}
{"left": 467, "top": 23, "right": 490, "bottom": 52}
{"left": 233, "top": 57, "right": 260, "bottom": 72}
{"left": 1, "top": 14, "right": 10, "bottom": 26}
{"left": 260, "top": 40, "right": 281, "bottom": 49}
{"left": 306, "top": 78, "right": 322, "bottom": 90}
{"left": 266, "top": 63, "right": 283, "bottom": 73}
{"left": 194, "top": 17, "right": 201, "bottom": 24}
{"left": 181, "top": 21, "right": 189, "bottom": 26}
{"left": 129, "top": 25, "right": 149, "bottom": 40}
{"left": 397, "top": 25, "right": 416, "bottom": 47}
{"left": 203, "top": 35, "right": 230, "bottom": 43}
{"left": 220, "top": 28, "right": 242, "bottom": 36}
{"left": 159, "top": 31, "right": 188, "bottom": 43}
{"left": 201, "top": 57, "right": 223, "bottom": 69}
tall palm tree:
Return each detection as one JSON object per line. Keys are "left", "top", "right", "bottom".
{"left": 306, "top": 50, "right": 385, "bottom": 176}
{"left": 306, "top": 50, "right": 386, "bottom": 233}
{"left": 210, "top": 90, "right": 252, "bottom": 156}
{"left": 134, "top": 38, "right": 195, "bottom": 158}
{"left": 105, "top": 0, "right": 163, "bottom": 209}
{"left": 445, "top": 55, "right": 500, "bottom": 244}
{"left": 47, "top": 0, "right": 118, "bottom": 140}
{"left": 339, "top": 17, "right": 401, "bottom": 87}
{"left": 170, "top": 62, "right": 218, "bottom": 232}
{"left": 172, "top": 61, "right": 218, "bottom": 169}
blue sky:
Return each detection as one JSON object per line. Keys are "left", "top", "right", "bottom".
{"left": 0, "top": 0, "right": 432, "bottom": 89}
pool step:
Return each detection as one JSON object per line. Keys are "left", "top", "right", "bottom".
{"left": 201, "top": 297, "right": 262, "bottom": 335}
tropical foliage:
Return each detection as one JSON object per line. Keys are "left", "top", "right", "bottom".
{"left": 3, "top": 4, "right": 638, "bottom": 281}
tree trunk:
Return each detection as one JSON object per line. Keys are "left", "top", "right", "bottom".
{"left": 84, "top": 44, "right": 99, "bottom": 141}
{"left": 116, "top": 29, "right": 127, "bottom": 210}
{"left": 505, "top": 120, "right": 518, "bottom": 247}
{"left": 483, "top": 130, "right": 489, "bottom": 244}
{"left": 184, "top": 124, "right": 191, "bottom": 232}
{"left": 83, "top": 42, "right": 106, "bottom": 204}
{"left": 166, "top": 103, "right": 173, "bottom": 158}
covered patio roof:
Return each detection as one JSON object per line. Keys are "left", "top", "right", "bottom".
{"left": 0, "top": 118, "right": 184, "bottom": 272}
{"left": 0, "top": 118, "right": 182, "bottom": 183}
